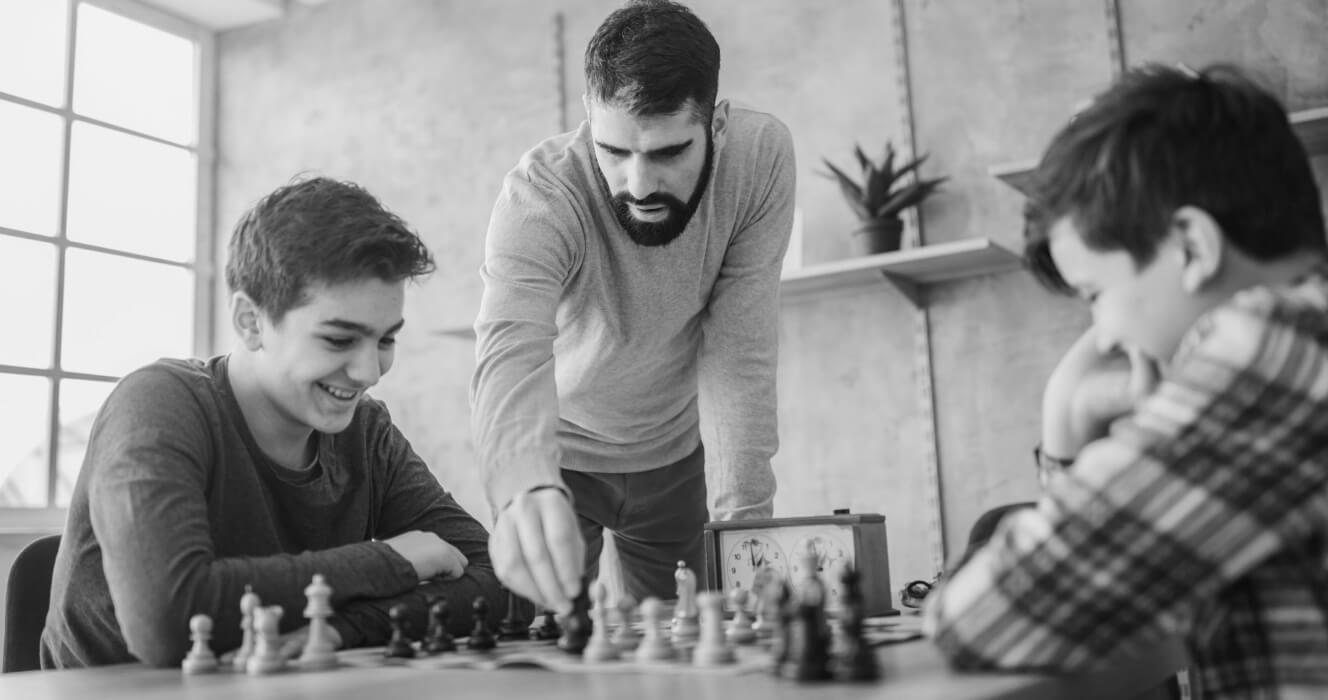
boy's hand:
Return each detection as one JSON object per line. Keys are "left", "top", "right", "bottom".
{"left": 489, "top": 486, "right": 584, "bottom": 616}
{"left": 381, "top": 531, "right": 469, "bottom": 581}
{"left": 1042, "top": 327, "right": 1161, "bottom": 460}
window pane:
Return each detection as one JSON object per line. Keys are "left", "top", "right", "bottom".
{"left": 0, "top": 374, "right": 51, "bottom": 508}
{"left": 0, "top": 101, "right": 64, "bottom": 237}
{"left": 73, "top": 4, "right": 196, "bottom": 144}
{"left": 62, "top": 250, "right": 194, "bottom": 377}
{"left": 67, "top": 121, "right": 197, "bottom": 262}
{"left": 0, "top": 236, "right": 57, "bottom": 368}
{"left": 55, "top": 378, "right": 115, "bottom": 507}
{"left": 0, "top": 0, "right": 68, "bottom": 107}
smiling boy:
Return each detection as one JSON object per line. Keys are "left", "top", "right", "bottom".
{"left": 41, "top": 177, "right": 504, "bottom": 668}
{"left": 923, "top": 65, "right": 1328, "bottom": 698}
{"left": 471, "top": 0, "right": 795, "bottom": 613}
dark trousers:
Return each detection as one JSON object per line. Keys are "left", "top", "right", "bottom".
{"left": 562, "top": 443, "right": 707, "bottom": 602}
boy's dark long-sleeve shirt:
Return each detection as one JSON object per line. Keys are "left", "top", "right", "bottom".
{"left": 41, "top": 355, "right": 502, "bottom": 668}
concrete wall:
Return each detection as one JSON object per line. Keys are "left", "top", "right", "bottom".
{"left": 208, "top": 0, "right": 1328, "bottom": 593}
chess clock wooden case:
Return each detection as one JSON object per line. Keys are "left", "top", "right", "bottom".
{"left": 703, "top": 513, "right": 898, "bottom": 617}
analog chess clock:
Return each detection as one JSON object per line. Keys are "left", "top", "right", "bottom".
{"left": 702, "top": 512, "right": 898, "bottom": 617}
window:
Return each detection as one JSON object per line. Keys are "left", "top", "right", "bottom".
{"left": 0, "top": 0, "right": 214, "bottom": 526}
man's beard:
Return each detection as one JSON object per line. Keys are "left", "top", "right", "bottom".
{"left": 607, "top": 133, "right": 714, "bottom": 248}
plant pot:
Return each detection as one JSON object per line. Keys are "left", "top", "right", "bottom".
{"left": 851, "top": 219, "right": 904, "bottom": 256}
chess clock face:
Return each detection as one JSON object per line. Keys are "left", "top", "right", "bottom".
{"left": 704, "top": 513, "right": 896, "bottom": 616}
{"left": 724, "top": 534, "right": 788, "bottom": 594}
{"left": 789, "top": 534, "right": 851, "bottom": 598}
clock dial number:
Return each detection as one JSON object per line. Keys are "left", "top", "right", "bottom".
{"left": 724, "top": 534, "right": 787, "bottom": 594}
{"left": 791, "top": 534, "right": 852, "bottom": 596}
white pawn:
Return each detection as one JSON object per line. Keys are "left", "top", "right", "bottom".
{"left": 246, "top": 605, "right": 286, "bottom": 675}
{"left": 581, "top": 581, "right": 619, "bottom": 662}
{"left": 611, "top": 594, "right": 640, "bottom": 652}
{"left": 181, "top": 614, "right": 218, "bottom": 674}
{"left": 725, "top": 588, "right": 757, "bottom": 645}
{"left": 233, "top": 585, "right": 260, "bottom": 671}
{"left": 692, "top": 591, "right": 735, "bottom": 667}
{"left": 670, "top": 561, "right": 699, "bottom": 644}
{"left": 633, "top": 597, "right": 675, "bottom": 663}
{"left": 299, "top": 574, "right": 338, "bottom": 670}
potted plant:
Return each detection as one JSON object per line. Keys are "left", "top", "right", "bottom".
{"left": 820, "top": 142, "right": 946, "bottom": 255}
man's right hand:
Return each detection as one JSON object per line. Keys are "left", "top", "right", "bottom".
{"left": 381, "top": 531, "right": 469, "bottom": 582}
{"left": 489, "top": 486, "right": 584, "bottom": 615}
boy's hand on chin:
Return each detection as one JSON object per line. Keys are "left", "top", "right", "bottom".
{"left": 1042, "top": 328, "right": 1161, "bottom": 460}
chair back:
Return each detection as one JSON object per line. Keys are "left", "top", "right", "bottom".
{"left": 3, "top": 534, "right": 61, "bottom": 673}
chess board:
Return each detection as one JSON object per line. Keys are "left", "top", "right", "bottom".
{"left": 334, "top": 615, "right": 921, "bottom": 676}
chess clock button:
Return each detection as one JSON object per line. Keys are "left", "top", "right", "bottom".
{"left": 724, "top": 534, "right": 787, "bottom": 593}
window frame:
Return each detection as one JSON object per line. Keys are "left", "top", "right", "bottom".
{"left": 0, "top": 0, "right": 216, "bottom": 532}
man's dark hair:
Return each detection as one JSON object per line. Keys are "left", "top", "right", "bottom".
{"left": 1023, "top": 63, "right": 1327, "bottom": 293}
{"left": 584, "top": 0, "right": 720, "bottom": 122}
{"left": 224, "top": 176, "right": 435, "bottom": 321}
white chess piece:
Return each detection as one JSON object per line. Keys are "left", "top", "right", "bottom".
{"left": 633, "top": 597, "right": 676, "bottom": 663}
{"left": 725, "top": 588, "right": 757, "bottom": 645}
{"left": 233, "top": 585, "right": 260, "bottom": 671}
{"left": 692, "top": 591, "right": 735, "bottom": 666}
{"left": 299, "top": 573, "right": 338, "bottom": 670}
{"left": 610, "top": 594, "right": 640, "bottom": 652}
{"left": 581, "top": 581, "right": 619, "bottom": 662}
{"left": 181, "top": 614, "right": 218, "bottom": 674}
{"left": 246, "top": 605, "right": 286, "bottom": 675}
{"left": 670, "top": 561, "right": 699, "bottom": 644}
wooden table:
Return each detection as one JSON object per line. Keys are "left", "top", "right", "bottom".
{"left": 0, "top": 636, "right": 1186, "bottom": 700}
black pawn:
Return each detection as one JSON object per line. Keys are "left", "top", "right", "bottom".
{"left": 834, "top": 567, "right": 878, "bottom": 681}
{"left": 467, "top": 596, "right": 497, "bottom": 651}
{"left": 556, "top": 581, "right": 592, "bottom": 655}
{"left": 791, "top": 598, "right": 833, "bottom": 682}
{"left": 766, "top": 579, "right": 793, "bottom": 674}
{"left": 384, "top": 603, "right": 416, "bottom": 658}
{"left": 529, "top": 608, "right": 561, "bottom": 641}
{"left": 497, "top": 589, "right": 523, "bottom": 641}
{"left": 423, "top": 598, "right": 456, "bottom": 654}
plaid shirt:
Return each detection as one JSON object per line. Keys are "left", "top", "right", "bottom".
{"left": 923, "top": 265, "right": 1328, "bottom": 699}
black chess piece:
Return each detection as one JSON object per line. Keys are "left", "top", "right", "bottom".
{"left": 383, "top": 603, "right": 416, "bottom": 658}
{"left": 529, "top": 608, "right": 561, "bottom": 641}
{"left": 423, "top": 598, "right": 456, "bottom": 654}
{"left": 791, "top": 596, "right": 833, "bottom": 682}
{"left": 556, "top": 580, "right": 592, "bottom": 655}
{"left": 767, "top": 578, "right": 793, "bottom": 675}
{"left": 467, "top": 596, "right": 497, "bottom": 651}
{"left": 497, "top": 589, "right": 524, "bottom": 641}
{"left": 834, "top": 566, "right": 879, "bottom": 681}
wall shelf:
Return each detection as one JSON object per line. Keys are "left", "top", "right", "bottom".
{"left": 990, "top": 106, "right": 1328, "bottom": 197}
{"left": 780, "top": 238, "right": 1021, "bottom": 305}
